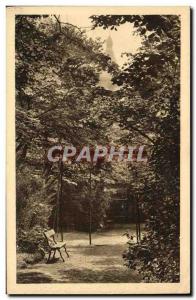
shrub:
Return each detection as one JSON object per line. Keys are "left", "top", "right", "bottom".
{"left": 123, "top": 229, "right": 180, "bottom": 282}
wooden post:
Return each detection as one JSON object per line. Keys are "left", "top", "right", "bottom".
{"left": 56, "top": 164, "right": 60, "bottom": 237}
{"left": 134, "top": 167, "right": 141, "bottom": 243}
{"left": 89, "top": 167, "right": 92, "bottom": 245}
{"left": 59, "top": 157, "right": 64, "bottom": 241}
{"left": 56, "top": 155, "right": 63, "bottom": 241}
{"left": 134, "top": 197, "right": 139, "bottom": 243}
{"left": 136, "top": 198, "right": 141, "bottom": 243}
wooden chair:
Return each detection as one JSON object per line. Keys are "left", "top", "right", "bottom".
{"left": 43, "top": 229, "right": 69, "bottom": 263}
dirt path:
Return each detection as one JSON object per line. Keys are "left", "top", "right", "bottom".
{"left": 17, "top": 226, "right": 142, "bottom": 283}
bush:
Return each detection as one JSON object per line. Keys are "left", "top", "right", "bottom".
{"left": 17, "top": 225, "right": 48, "bottom": 253}
{"left": 16, "top": 168, "right": 52, "bottom": 253}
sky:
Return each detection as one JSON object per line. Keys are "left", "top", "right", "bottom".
{"left": 60, "top": 13, "right": 142, "bottom": 67}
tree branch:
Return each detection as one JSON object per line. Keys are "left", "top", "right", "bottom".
{"left": 128, "top": 124, "right": 155, "bottom": 145}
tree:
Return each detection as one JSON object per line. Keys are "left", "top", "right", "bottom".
{"left": 15, "top": 15, "right": 116, "bottom": 250}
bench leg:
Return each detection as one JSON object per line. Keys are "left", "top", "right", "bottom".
{"left": 57, "top": 249, "right": 65, "bottom": 262}
{"left": 52, "top": 249, "right": 56, "bottom": 260}
{"left": 64, "top": 246, "right": 69, "bottom": 258}
{"left": 47, "top": 250, "right": 52, "bottom": 263}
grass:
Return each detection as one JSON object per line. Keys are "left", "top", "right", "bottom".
{"left": 17, "top": 225, "right": 143, "bottom": 283}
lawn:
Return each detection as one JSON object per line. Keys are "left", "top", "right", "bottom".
{"left": 17, "top": 224, "right": 143, "bottom": 283}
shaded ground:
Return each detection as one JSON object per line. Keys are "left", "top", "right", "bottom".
{"left": 17, "top": 224, "right": 143, "bottom": 283}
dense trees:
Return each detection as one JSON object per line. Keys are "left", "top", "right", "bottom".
{"left": 91, "top": 15, "right": 180, "bottom": 282}
{"left": 16, "top": 15, "right": 116, "bottom": 249}
{"left": 16, "top": 14, "right": 180, "bottom": 282}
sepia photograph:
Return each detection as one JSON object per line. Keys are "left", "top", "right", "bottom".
{"left": 6, "top": 6, "right": 190, "bottom": 294}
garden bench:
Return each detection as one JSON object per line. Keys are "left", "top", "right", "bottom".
{"left": 43, "top": 229, "right": 69, "bottom": 263}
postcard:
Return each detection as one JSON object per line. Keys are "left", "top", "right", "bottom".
{"left": 6, "top": 6, "right": 190, "bottom": 294}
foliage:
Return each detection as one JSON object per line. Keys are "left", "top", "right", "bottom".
{"left": 16, "top": 167, "right": 52, "bottom": 252}
{"left": 16, "top": 13, "right": 180, "bottom": 282}
{"left": 123, "top": 217, "right": 179, "bottom": 282}
{"left": 15, "top": 15, "right": 116, "bottom": 250}
{"left": 91, "top": 14, "right": 180, "bottom": 282}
